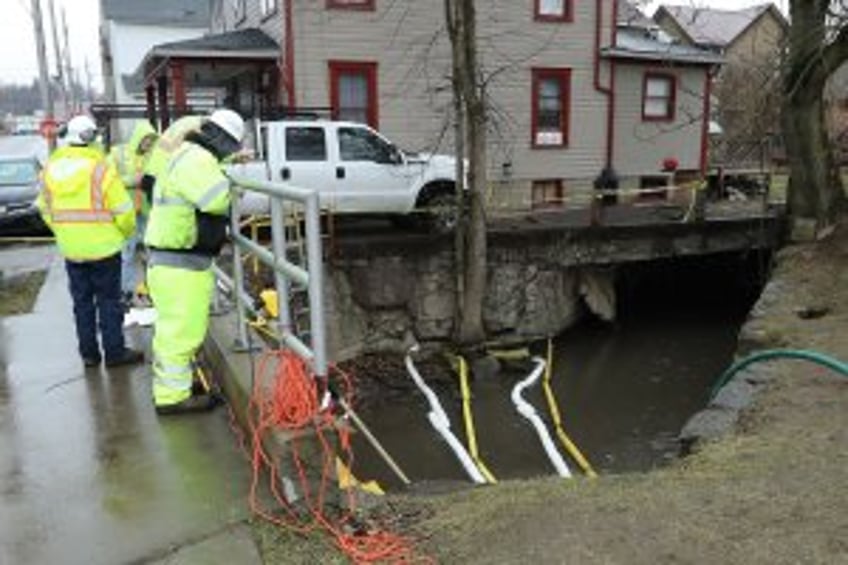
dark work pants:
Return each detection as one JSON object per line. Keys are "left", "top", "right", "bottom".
{"left": 65, "top": 253, "right": 126, "bottom": 362}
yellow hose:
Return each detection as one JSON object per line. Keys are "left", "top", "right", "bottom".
{"left": 457, "top": 356, "right": 498, "bottom": 484}
{"left": 541, "top": 339, "right": 597, "bottom": 478}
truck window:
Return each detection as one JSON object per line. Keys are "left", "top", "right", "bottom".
{"left": 338, "top": 127, "right": 394, "bottom": 163}
{"left": 285, "top": 127, "right": 327, "bottom": 161}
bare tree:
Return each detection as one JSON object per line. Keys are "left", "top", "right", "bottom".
{"left": 783, "top": 0, "right": 848, "bottom": 230}
{"left": 445, "top": 0, "right": 487, "bottom": 347}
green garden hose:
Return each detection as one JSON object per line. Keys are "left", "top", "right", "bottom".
{"left": 711, "top": 349, "right": 848, "bottom": 399}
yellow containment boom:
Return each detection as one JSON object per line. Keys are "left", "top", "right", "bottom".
{"left": 541, "top": 339, "right": 597, "bottom": 478}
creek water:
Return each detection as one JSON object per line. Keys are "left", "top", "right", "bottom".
{"left": 348, "top": 252, "right": 767, "bottom": 490}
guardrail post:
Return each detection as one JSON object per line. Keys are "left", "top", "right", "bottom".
{"left": 269, "top": 197, "right": 292, "bottom": 336}
{"left": 304, "top": 193, "right": 327, "bottom": 378}
{"left": 230, "top": 189, "right": 251, "bottom": 350}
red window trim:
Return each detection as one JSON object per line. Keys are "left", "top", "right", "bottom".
{"left": 531, "top": 68, "right": 571, "bottom": 149}
{"left": 642, "top": 72, "right": 677, "bottom": 122}
{"left": 328, "top": 61, "right": 379, "bottom": 129}
{"left": 326, "top": 0, "right": 375, "bottom": 10}
{"left": 534, "top": 0, "right": 574, "bottom": 22}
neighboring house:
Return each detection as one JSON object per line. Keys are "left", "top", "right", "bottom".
{"left": 99, "top": 0, "right": 211, "bottom": 139}
{"left": 653, "top": 4, "right": 789, "bottom": 167}
{"left": 653, "top": 3, "right": 787, "bottom": 63}
{"left": 138, "top": 1, "right": 720, "bottom": 209}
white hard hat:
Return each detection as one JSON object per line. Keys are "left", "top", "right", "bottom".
{"left": 209, "top": 109, "right": 245, "bottom": 143}
{"left": 65, "top": 115, "right": 98, "bottom": 145}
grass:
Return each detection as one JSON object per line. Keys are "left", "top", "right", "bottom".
{"left": 0, "top": 270, "right": 46, "bottom": 316}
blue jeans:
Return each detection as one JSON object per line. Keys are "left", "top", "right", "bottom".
{"left": 121, "top": 213, "right": 147, "bottom": 295}
{"left": 65, "top": 253, "right": 126, "bottom": 361}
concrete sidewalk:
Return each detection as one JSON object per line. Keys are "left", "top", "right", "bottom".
{"left": 0, "top": 245, "right": 262, "bottom": 565}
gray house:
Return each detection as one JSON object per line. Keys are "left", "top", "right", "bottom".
{"left": 142, "top": 1, "right": 721, "bottom": 209}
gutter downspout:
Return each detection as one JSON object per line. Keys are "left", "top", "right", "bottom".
{"left": 284, "top": 0, "right": 296, "bottom": 108}
{"left": 595, "top": 0, "right": 618, "bottom": 168}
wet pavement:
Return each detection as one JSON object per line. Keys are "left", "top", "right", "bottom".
{"left": 0, "top": 245, "right": 261, "bottom": 565}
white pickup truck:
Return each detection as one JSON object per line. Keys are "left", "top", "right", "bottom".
{"left": 229, "top": 119, "right": 460, "bottom": 231}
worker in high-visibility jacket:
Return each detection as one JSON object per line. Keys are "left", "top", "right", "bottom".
{"left": 37, "top": 115, "right": 145, "bottom": 368}
{"left": 144, "top": 109, "right": 245, "bottom": 415}
{"left": 142, "top": 115, "right": 205, "bottom": 189}
{"left": 109, "top": 120, "right": 158, "bottom": 306}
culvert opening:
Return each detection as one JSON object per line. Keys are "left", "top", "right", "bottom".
{"left": 344, "top": 251, "right": 770, "bottom": 491}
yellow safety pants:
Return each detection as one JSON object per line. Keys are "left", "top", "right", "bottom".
{"left": 147, "top": 264, "right": 213, "bottom": 407}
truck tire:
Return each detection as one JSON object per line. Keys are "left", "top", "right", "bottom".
{"left": 422, "top": 191, "right": 459, "bottom": 233}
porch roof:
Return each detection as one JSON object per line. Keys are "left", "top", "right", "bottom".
{"left": 141, "top": 28, "right": 280, "bottom": 66}
{"left": 604, "top": 28, "right": 724, "bottom": 66}
{"left": 136, "top": 28, "right": 280, "bottom": 88}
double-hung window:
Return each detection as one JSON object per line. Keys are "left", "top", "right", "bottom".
{"left": 329, "top": 61, "right": 378, "bottom": 128}
{"left": 642, "top": 73, "right": 676, "bottom": 121}
{"left": 531, "top": 68, "right": 571, "bottom": 148}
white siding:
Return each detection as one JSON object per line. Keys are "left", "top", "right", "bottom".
{"left": 106, "top": 21, "right": 207, "bottom": 138}
{"left": 613, "top": 63, "right": 706, "bottom": 176}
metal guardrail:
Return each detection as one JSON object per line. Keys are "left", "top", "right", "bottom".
{"left": 217, "top": 175, "right": 328, "bottom": 378}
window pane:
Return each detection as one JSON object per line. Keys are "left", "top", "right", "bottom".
{"left": 539, "top": 0, "right": 564, "bottom": 16}
{"left": 646, "top": 77, "right": 671, "bottom": 97}
{"left": 339, "top": 127, "right": 391, "bottom": 161}
{"left": 338, "top": 73, "right": 369, "bottom": 124}
{"left": 538, "top": 78, "right": 562, "bottom": 132}
{"left": 285, "top": 127, "right": 327, "bottom": 161}
{"left": 644, "top": 98, "right": 670, "bottom": 118}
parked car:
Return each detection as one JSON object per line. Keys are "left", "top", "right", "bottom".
{"left": 0, "top": 156, "right": 46, "bottom": 235}
{"left": 229, "top": 119, "right": 461, "bottom": 232}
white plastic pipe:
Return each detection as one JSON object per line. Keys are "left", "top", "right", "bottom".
{"left": 511, "top": 357, "right": 573, "bottom": 478}
{"left": 405, "top": 345, "right": 487, "bottom": 484}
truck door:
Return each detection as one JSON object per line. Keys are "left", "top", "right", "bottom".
{"left": 267, "top": 124, "right": 338, "bottom": 210}
{"left": 332, "top": 125, "right": 417, "bottom": 213}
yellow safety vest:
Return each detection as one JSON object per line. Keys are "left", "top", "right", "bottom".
{"left": 38, "top": 145, "right": 135, "bottom": 261}
{"left": 144, "top": 116, "right": 204, "bottom": 182}
{"left": 144, "top": 141, "right": 231, "bottom": 255}
{"left": 109, "top": 120, "right": 157, "bottom": 213}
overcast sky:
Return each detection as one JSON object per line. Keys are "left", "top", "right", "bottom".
{"left": 0, "top": 0, "right": 789, "bottom": 90}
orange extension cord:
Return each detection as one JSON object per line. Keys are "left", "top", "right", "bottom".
{"left": 236, "top": 348, "right": 428, "bottom": 564}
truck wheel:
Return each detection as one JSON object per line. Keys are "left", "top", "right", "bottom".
{"left": 423, "top": 192, "right": 459, "bottom": 233}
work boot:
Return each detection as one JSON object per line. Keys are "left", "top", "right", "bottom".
{"left": 82, "top": 356, "right": 101, "bottom": 368}
{"left": 104, "top": 348, "right": 145, "bottom": 367}
{"left": 155, "top": 393, "right": 218, "bottom": 416}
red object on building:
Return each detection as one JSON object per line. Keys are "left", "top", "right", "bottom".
{"left": 662, "top": 156, "right": 679, "bottom": 172}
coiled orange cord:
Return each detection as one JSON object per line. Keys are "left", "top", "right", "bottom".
{"left": 242, "top": 348, "right": 429, "bottom": 563}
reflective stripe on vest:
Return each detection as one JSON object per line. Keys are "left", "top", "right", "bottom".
{"left": 153, "top": 194, "right": 193, "bottom": 208}
{"left": 196, "top": 179, "right": 230, "bottom": 209}
{"left": 43, "top": 162, "right": 111, "bottom": 224}
{"left": 148, "top": 249, "right": 214, "bottom": 271}
{"left": 168, "top": 146, "right": 193, "bottom": 175}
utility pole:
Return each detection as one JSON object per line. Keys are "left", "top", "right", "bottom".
{"left": 48, "top": 0, "right": 67, "bottom": 116}
{"left": 84, "top": 58, "right": 93, "bottom": 106}
{"left": 62, "top": 7, "right": 74, "bottom": 111}
{"left": 30, "top": 0, "right": 54, "bottom": 119}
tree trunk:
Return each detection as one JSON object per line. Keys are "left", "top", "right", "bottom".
{"left": 783, "top": 95, "right": 843, "bottom": 225}
{"left": 783, "top": 0, "right": 847, "bottom": 231}
{"left": 446, "top": 0, "right": 487, "bottom": 347}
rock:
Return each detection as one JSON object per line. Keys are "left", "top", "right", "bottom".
{"left": 679, "top": 408, "right": 739, "bottom": 452}
{"left": 712, "top": 379, "right": 758, "bottom": 411}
